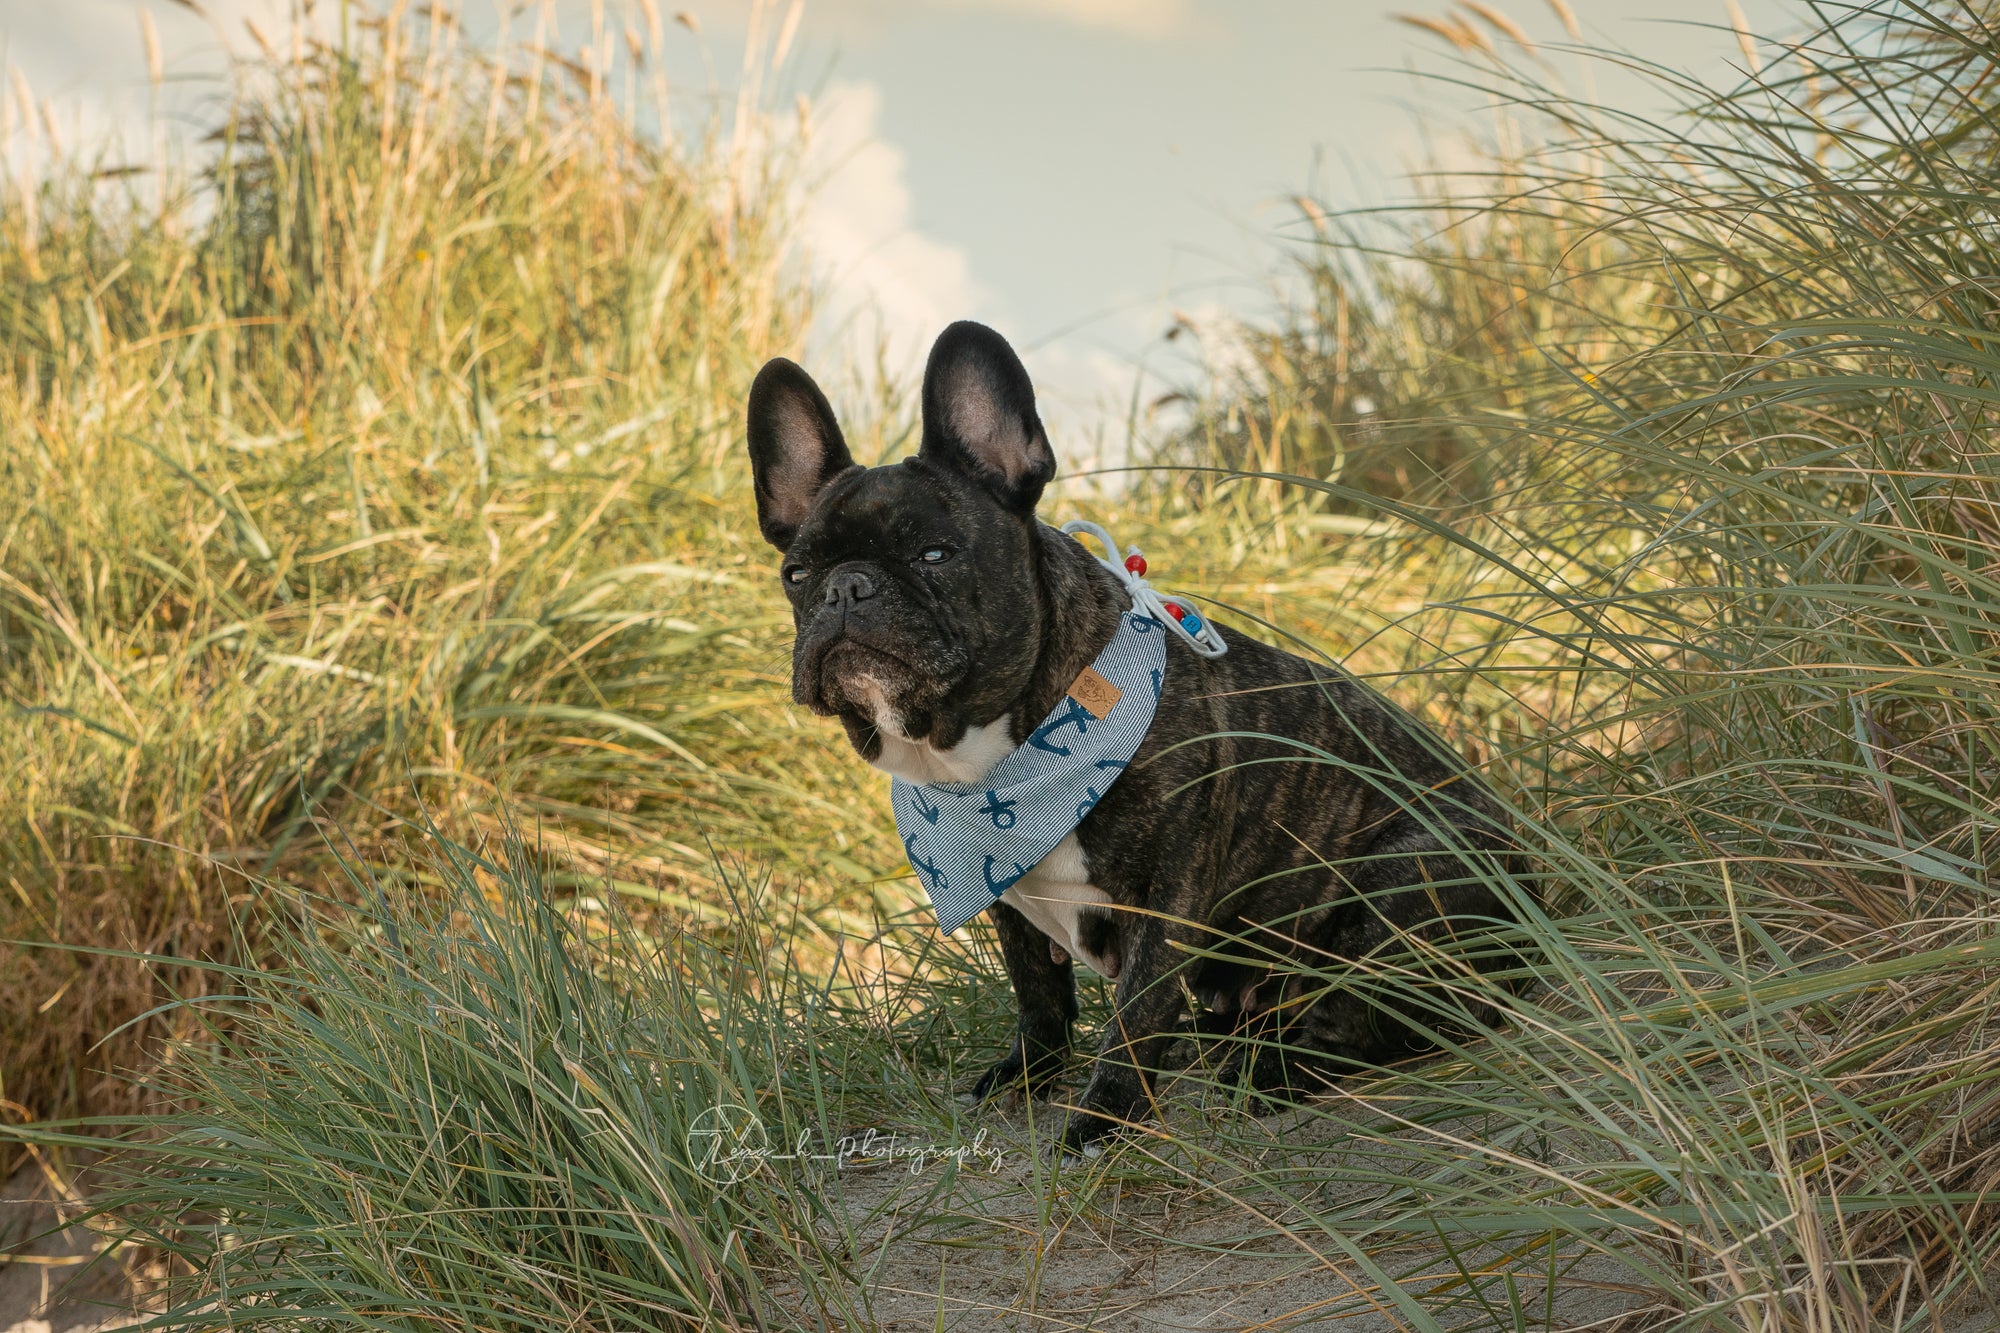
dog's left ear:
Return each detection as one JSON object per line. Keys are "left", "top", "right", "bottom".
{"left": 918, "top": 321, "right": 1055, "bottom": 513}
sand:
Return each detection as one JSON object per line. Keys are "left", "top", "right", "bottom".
{"left": 1, "top": 1163, "right": 134, "bottom": 1333}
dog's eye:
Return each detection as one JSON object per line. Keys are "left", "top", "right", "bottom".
{"left": 784, "top": 566, "right": 810, "bottom": 584}
{"left": 919, "top": 548, "right": 949, "bottom": 564}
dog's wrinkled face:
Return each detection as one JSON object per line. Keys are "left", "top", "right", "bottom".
{"left": 746, "top": 321, "right": 1058, "bottom": 761}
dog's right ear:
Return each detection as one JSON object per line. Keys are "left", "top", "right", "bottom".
{"left": 746, "top": 358, "right": 856, "bottom": 551}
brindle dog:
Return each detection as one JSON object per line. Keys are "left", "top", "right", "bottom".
{"left": 747, "top": 320, "right": 1517, "bottom": 1153}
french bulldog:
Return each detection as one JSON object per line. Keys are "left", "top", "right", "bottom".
{"left": 745, "top": 321, "right": 1518, "bottom": 1154}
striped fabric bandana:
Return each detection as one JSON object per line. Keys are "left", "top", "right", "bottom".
{"left": 893, "top": 609, "right": 1168, "bottom": 933}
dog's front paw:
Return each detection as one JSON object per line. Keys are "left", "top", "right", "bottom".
{"left": 1052, "top": 1074, "right": 1152, "bottom": 1161}
{"left": 962, "top": 1053, "right": 1027, "bottom": 1106}
{"left": 962, "top": 1038, "right": 1070, "bottom": 1106}
{"left": 1054, "top": 1106, "right": 1123, "bottom": 1162}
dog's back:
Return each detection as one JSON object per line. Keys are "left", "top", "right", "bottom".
{"left": 1074, "top": 579, "right": 1519, "bottom": 1086}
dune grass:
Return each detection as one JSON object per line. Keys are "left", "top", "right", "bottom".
{"left": 24, "top": 821, "right": 882, "bottom": 1332}
{"left": 11, "top": 1, "right": 2000, "bottom": 1330}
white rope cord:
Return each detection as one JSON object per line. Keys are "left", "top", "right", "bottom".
{"left": 1061, "top": 519, "right": 1229, "bottom": 659}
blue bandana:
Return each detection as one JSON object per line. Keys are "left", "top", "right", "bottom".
{"left": 893, "top": 610, "right": 1168, "bottom": 933}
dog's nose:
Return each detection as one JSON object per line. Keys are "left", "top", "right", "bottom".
{"left": 824, "top": 567, "right": 877, "bottom": 607}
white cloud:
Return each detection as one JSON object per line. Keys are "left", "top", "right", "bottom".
{"left": 792, "top": 0, "right": 1197, "bottom": 42}
{"left": 794, "top": 79, "right": 985, "bottom": 379}
{"left": 785, "top": 80, "right": 1158, "bottom": 481}
{"left": 943, "top": 0, "right": 1193, "bottom": 39}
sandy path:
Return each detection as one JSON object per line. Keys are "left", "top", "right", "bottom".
{"left": 1, "top": 1164, "right": 135, "bottom": 1333}
{"left": 763, "top": 1093, "right": 2000, "bottom": 1333}
{"left": 777, "top": 1108, "right": 1648, "bottom": 1331}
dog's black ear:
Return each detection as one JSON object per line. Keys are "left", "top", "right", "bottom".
{"left": 918, "top": 321, "right": 1055, "bottom": 512}
{"left": 746, "top": 357, "right": 856, "bottom": 550}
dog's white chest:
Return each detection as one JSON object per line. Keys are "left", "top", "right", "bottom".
{"left": 863, "top": 714, "right": 1118, "bottom": 977}
{"left": 866, "top": 712, "right": 1017, "bottom": 786}
{"left": 1001, "top": 834, "right": 1119, "bottom": 979}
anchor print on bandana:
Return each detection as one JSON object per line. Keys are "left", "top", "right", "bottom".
{"left": 1029, "top": 697, "right": 1094, "bottom": 757}
{"left": 902, "top": 835, "right": 948, "bottom": 897}
{"left": 983, "top": 855, "right": 1030, "bottom": 895}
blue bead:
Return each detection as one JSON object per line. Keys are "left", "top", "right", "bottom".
{"left": 1182, "top": 613, "right": 1205, "bottom": 635}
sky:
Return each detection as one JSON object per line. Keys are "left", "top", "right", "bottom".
{"left": 1, "top": 0, "right": 1798, "bottom": 455}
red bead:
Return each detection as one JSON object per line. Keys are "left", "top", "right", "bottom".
{"left": 1165, "top": 602, "right": 1186, "bottom": 621}
{"left": 1124, "top": 553, "right": 1147, "bottom": 576}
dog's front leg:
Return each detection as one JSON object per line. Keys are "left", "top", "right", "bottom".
{"left": 1058, "top": 910, "right": 1196, "bottom": 1154}
{"left": 965, "top": 900, "right": 1077, "bottom": 1102}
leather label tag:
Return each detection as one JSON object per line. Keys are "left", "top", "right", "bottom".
{"left": 1067, "top": 666, "right": 1122, "bottom": 720}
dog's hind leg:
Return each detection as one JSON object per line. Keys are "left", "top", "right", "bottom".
{"left": 1233, "top": 825, "right": 1516, "bottom": 1107}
